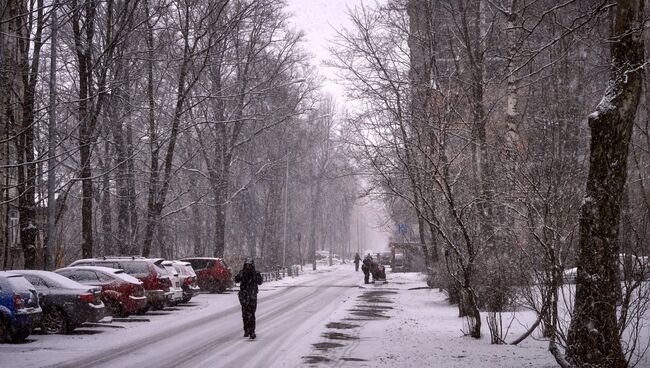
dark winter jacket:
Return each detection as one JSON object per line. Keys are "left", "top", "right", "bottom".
{"left": 235, "top": 263, "right": 263, "bottom": 302}
{"left": 354, "top": 254, "right": 361, "bottom": 264}
{"left": 361, "top": 256, "right": 372, "bottom": 272}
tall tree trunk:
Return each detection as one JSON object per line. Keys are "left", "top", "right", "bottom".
{"left": 213, "top": 180, "right": 228, "bottom": 258}
{"left": 100, "top": 138, "right": 112, "bottom": 256}
{"left": 71, "top": 0, "right": 99, "bottom": 259}
{"left": 0, "top": 0, "right": 18, "bottom": 269}
{"left": 265, "top": 179, "right": 282, "bottom": 268}
{"left": 566, "top": 1, "right": 645, "bottom": 366}
{"left": 17, "top": 0, "right": 44, "bottom": 268}
{"left": 109, "top": 54, "right": 134, "bottom": 255}
{"left": 141, "top": 1, "right": 160, "bottom": 258}
{"left": 142, "top": 0, "right": 219, "bottom": 256}
{"left": 309, "top": 178, "right": 322, "bottom": 271}
{"left": 406, "top": 0, "right": 440, "bottom": 272}
{"left": 126, "top": 124, "right": 138, "bottom": 253}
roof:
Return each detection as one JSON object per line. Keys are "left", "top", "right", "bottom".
{"left": 57, "top": 265, "right": 124, "bottom": 274}
{"left": 180, "top": 257, "right": 223, "bottom": 260}
{"left": 10, "top": 269, "right": 89, "bottom": 289}
{"left": 56, "top": 266, "right": 142, "bottom": 284}
{"left": 77, "top": 256, "right": 148, "bottom": 260}
{"left": 162, "top": 260, "right": 191, "bottom": 266}
{"left": 0, "top": 271, "right": 28, "bottom": 279}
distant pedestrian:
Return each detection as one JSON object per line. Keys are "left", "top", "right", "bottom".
{"left": 234, "top": 258, "right": 263, "bottom": 339}
{"left": 361, "top": 254, "right": 372, "bottom": 284}
{"left": 354, "top": 253, "right": 361, "bottom": 272}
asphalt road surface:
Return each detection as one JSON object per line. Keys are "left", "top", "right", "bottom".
{"left": 48, "top": 270, "right": 359, "bottom": 368}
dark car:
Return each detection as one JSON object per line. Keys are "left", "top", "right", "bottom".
{"left": 69, "top": 257, "right": 171, "bottom": 311}
{"left": 10, "top": 270, "right": 105, "bottom": 334}
{"left": 180, "top": 257, "right": 233, "bottom": 293}
{"left": 0, "top": 272, "right": 42, "bottom": 343}
{"left": 55, "top": 266, "right": 146, "bottom": 318}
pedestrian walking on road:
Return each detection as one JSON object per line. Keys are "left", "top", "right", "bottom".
{"left": 354, "top": 253, "right": 361, "bottom": 272}
{"left": 234, "top": 258, "right": 263, "bottom": 339}
{"left": 361, "top": 254, "right": 372, "bottom": 284}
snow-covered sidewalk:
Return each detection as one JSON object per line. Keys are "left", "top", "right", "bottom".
{"left": 297, "top": 268, "right": 558, "bottom": 367}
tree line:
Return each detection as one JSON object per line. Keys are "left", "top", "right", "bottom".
{"left": 0, "top": 0, "right": 356, "bottom": 273}
{"left": 331, "top": 0, "right": 648, "bottom": 367}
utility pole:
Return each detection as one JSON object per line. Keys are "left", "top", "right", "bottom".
{"left": 282, "top": 150, "right": 290, "bottom": 269}
{"left": 45, "top": 0, "right": 58, "bottom": 270}
{"left": 356, "top": 208, "right": 360, "bottom": 253}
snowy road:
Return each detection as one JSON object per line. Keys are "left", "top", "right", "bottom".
{"left": 42, "top": 268, "right": 358, "bottom": 368}
{"left": 1, "top": 265, "right": 579, "bottom": 367}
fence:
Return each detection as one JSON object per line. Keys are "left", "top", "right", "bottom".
{"left": 260, "top": 265, "right": 301, "bottom": 283}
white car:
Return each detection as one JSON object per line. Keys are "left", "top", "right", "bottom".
{"left": 170, "top": 261, "right": 200, "bottom": 303}
{"left": 152, "top": 260, "right": 183, "bottom": 305}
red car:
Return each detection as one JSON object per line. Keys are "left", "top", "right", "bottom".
{"left": 68, "top": 257, "right": 172, "bottom": 312}
{"left": 180, "top": 257, "right": 233, "bottom": 293}
{"left": 55, "top": 266, "right": 146, "bottom": 317}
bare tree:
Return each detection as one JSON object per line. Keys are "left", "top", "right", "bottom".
{"left": 566, "top": 1, "right": 645, "bottom": 366}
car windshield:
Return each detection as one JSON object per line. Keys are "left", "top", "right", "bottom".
{"left": 154, "top": 264, "right": 169, "bottom": 277}
{"left": 163, "top": 265, "right": 177, "bottom": 277}
{"left": 21, "top": 272, "right": 86, "bottom": 289}
{"left": 173, "top": 264, "right": 187, "bottom": 275}
{"left": 45, "top": 272, "right": 89, "bottom": 289}
{"left": 110, "top": 270, "right": 141, "bottom": 284}
{"left": 185, "top": 266, "right": 197, "bottom": 277}
{"left": 186, "top": 259, "right": 213, "bottom": 270}
{"left": 120, "top": 261, "right": 151, "bottom": 276}
{"left": 7, "top": 275, "right": 35, "bottom": 291}
{"left": 21, "top": 274, "right": 50, "bottom": 289}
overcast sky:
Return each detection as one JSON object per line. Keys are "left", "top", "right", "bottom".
{"left": 285, "top": 0, "right": 366, "bottom": 102}
{"left": 285, "top": 0, "right": 393, "bottom": 251}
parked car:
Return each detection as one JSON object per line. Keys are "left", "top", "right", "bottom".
{"left": 168, "top": 261, "right": 200, "bottom": 303}
{"left": 154, "top": 260, "right": 183, "bottom": 305}
{"left": 378, "top": 251, "right": 393, "bottom": 266}
{"left": 10, "top": 270, "right": 105, "bottom": 334}
{"left": 55, "top": 266, "right": 146, "bottom": 317}
{"left": 68, "top": 257, "right": 170, "bottom": 311}
{"left": 180, "top": 257, "right": 233, "bottom": 293}
{"left": 0, "top": 272, "right": 41, "bottom": 343}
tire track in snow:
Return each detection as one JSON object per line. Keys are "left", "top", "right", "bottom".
{"left": 48, "top": 272, "right": 355, "bottom": 368}
{"left": 47, "top": 276, "right": 328, "bottom": 368}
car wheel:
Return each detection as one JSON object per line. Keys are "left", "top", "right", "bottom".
{"left": 216, "top": 283, "right": 226, "bottom": 294}
{"left": 208, "top": 280, "right": 218, "bottom": 293}
{"left": 0, "top": 318, "right": 8, "bottom": 343}
{"left": 42, "top": 308, "right": 71, "bottom": 334}
{"left": 10, "top": 328, "right": 30, "bottom": 343}
{"left": 115, "top": 305, "right": 130, "bottom": 318}
{"left": 181, "top": 296, "right": 191, "bottom": 303}
{"left": 134, "top": 306, "right": 150, "bottom": 315}
{"left": 106, "top": 300, "right": 126, "bottom": 318}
